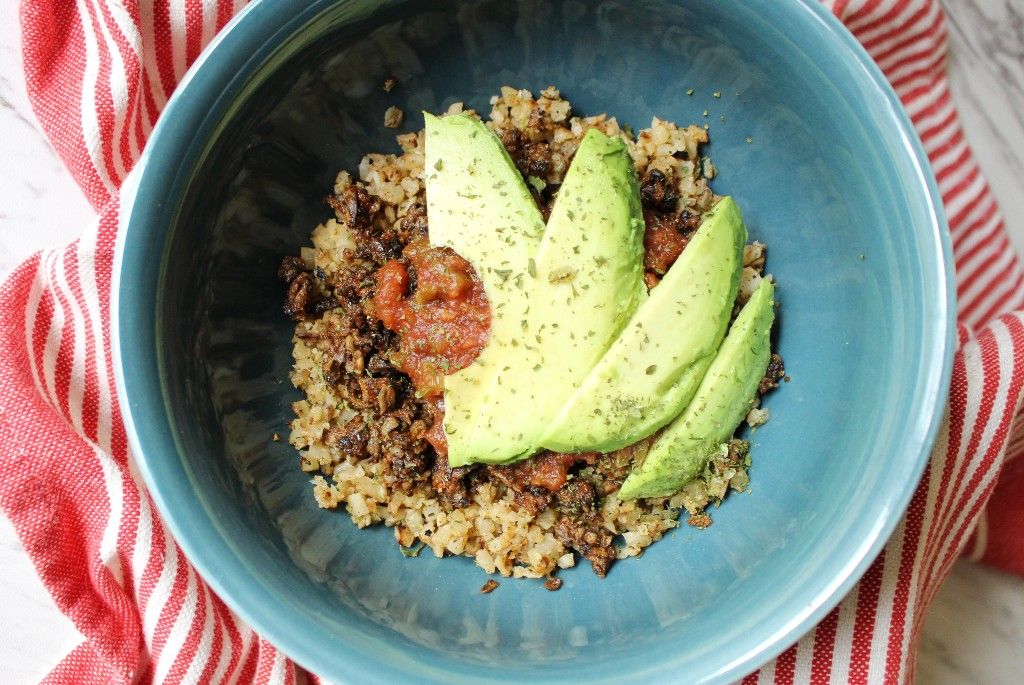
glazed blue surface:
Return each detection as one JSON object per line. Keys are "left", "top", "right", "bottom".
{"left": 114, "top": 0, "right": 954, "bottom": 682}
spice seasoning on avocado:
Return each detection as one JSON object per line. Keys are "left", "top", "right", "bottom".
{"left": 548, "top": 267, "right": 577, "bottom": 284}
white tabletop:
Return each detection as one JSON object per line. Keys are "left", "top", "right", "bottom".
{"left": 2, "top": 1, "right": 1023, "bottom": 682}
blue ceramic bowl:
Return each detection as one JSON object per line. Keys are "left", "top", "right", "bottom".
{"left": 114, "top": 0, "right": 954, "bottom": 682}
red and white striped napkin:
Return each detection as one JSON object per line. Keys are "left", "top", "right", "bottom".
{"left": 3, "top": 0, "right": 1024, "bottom": 682}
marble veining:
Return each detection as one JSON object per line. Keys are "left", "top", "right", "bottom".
{"left": 0, "top": 15, "right": 93, "bottom": 277}
{"left": 944, "top": 0, "right": 1024, "bottom": 257}
{"left": 918, "top": 561, "right": 1024, "bottom": 684}
{"left": 1, "top": 1, "right": 1023, "bottom": 682}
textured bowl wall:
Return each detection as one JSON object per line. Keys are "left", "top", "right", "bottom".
{"left": 116, "top": 0, "right": 952, "bottom": 682}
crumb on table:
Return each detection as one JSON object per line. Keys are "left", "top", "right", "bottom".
{"left": 481, "top": 579, "right": 499, "bottom": 594}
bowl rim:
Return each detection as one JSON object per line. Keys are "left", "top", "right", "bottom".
{"left": 113, "top": 0, "right": 956, "bottom": 682}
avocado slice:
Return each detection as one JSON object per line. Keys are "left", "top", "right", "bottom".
{"left": 424, "top": 113, "right": 546, "bottom": 465}
{"left": 539, "top": 196, "right": 747, "bottom": 454}
{"left": 618, "top": 278, "right": 775, "bottom": 500}
{"left": 520, "top": 128, "right": 648, "bottom": 453}
{"left": 430, "top": 124, "right": 647, "bottom": 466}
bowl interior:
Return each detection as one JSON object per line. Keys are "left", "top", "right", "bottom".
{"left": 118, "top": 0, "right": 951, "bottom": 682}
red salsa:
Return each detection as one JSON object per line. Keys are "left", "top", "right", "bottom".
{"left": 642, "top": 208, "right": 688, "bottom": 275}
{"left": 373, "top": 238, "right": 491, "bottom": 453}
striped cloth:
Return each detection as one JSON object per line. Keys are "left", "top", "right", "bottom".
{"left": 2, "top": 0, "right": 1023, "bottom": 682}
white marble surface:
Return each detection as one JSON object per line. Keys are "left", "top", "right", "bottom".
{"left": 2, "top": 1, "right": 1024, "bottom": 682}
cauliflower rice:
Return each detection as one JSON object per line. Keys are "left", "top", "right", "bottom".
{"left": 282, "top": 86, "right": 777, "bottom": 582}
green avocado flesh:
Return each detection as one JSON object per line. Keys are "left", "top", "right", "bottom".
{"left": 427, "top": 117, "right": 646, "bottom": 466}
{"left": 425, "top": 113, "right": 545, "bottom": 467}
{"left": 538, "top": 197, "right": 747, "bottom": 453}
{"left": 618, "top": 278, "right": 776, "bottom": 500}
{"left": 522, "top": 129, "right": 648, "bottom": 454}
